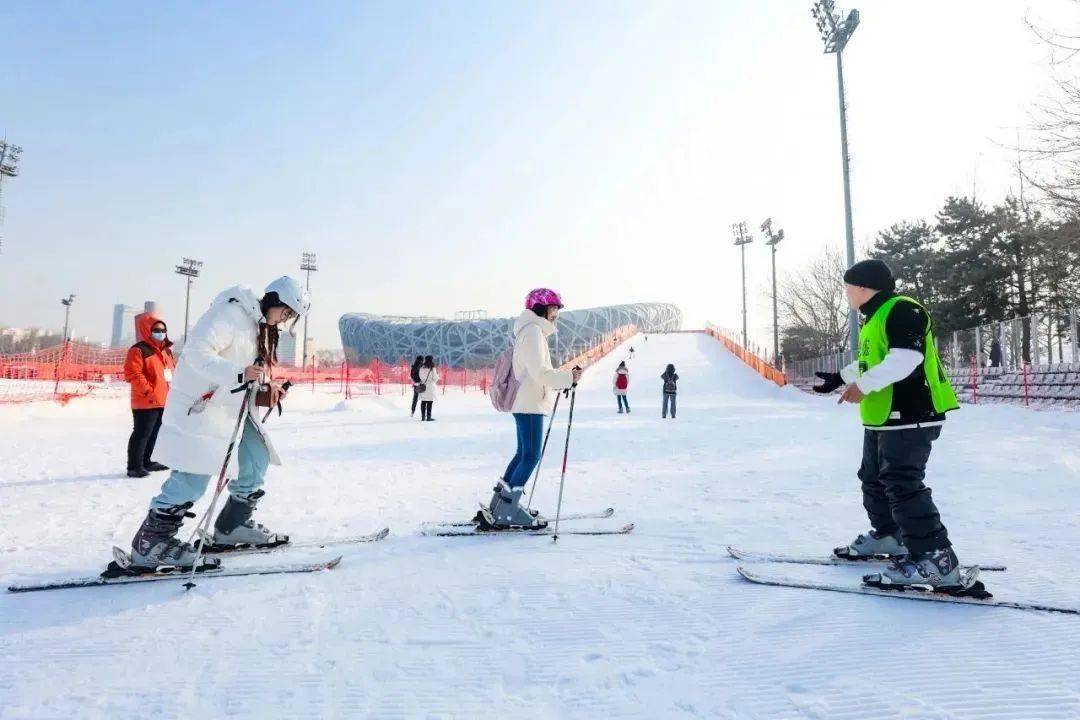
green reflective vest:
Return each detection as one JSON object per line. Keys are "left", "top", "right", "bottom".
{"left": 857, "top": 295, "right": 959, "bottom": 426}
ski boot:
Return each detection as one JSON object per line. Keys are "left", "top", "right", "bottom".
{"left": 129, "top": 502, "right": 215, "bottom": 571}
{"left": 207, "top": 489, "right": 289, "bottom": 551}
{"left": 479, "top": 481, "right": 547, "bottom": 530}
{"left": 834, "top": 530, "right": 908, "bottom": 561}
{"left": 864, "top": 546, "right": 979, "bottom": 594}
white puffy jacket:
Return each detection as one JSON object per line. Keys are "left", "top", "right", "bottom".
{"left": 511, "top": 310, "right": 575, "bottom": 414}
{"left": 153, "top": 286, "right": 281, "bottom": 476}
{"left": 418, "top": 366, "right": 439, "bottom": 402}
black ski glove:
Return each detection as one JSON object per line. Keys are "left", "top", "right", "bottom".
{"left": 812, "top": 371, "right": 844, "bottom": 394}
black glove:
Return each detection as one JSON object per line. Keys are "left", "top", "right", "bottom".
{"left": 812, "top": 371, "right": 844, "bottom": 394}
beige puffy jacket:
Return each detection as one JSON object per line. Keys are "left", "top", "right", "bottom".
{"left": 511, "top": 310, "right": 575, "bottom": 414}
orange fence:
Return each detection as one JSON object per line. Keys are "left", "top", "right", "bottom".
{"left": 703, "top": 327, "right": 787, "bottom": 387}
{"left": 561, "top": 325, "right": 639, "bottom": 372}
{"left": 0, "top": 341, "right": 130, "bottom": 404}
{"left": 1, "top": 326, "right": 639, "bottom": 405}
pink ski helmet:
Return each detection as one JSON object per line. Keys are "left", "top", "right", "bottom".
{"left": 525, "top": 288, "right": 564, "bottom": 310}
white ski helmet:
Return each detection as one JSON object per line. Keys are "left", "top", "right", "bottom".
{"left": 264, "top": 276, "right": 310, "bottom": 318}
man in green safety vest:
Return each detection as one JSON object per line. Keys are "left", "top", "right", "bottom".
{"left": 813, "top": 259, "right": 968, "bottom": 591}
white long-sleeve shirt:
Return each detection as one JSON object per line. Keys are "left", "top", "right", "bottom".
{"left": 841, "top": 348, "right": 924, "bottom": 394}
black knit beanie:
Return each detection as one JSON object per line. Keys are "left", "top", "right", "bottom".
{"left": 843, "top": 259, "right": 896, "bottom": 291}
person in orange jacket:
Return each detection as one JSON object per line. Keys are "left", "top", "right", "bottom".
{"left": 123, "top": 312, "right": 176, "bottom": 478}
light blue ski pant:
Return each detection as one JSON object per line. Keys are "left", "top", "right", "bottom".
{"left": 150, "top": 419, "right": 269, "bottom": 510}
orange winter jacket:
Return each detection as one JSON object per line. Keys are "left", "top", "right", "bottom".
{"left": 124, "top": 312, "right": 176, "bottom": 410}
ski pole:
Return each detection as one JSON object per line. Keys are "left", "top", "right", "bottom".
{"left": 183, "top": 368, "right": 261, "bottom": 590}
{"left": 551, "top": 384, "right": 577, "bottom": 543}
{"left": 525, "top": 389, "right": 562, "bottom": 511}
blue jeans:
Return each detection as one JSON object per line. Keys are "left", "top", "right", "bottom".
{"left": 150, "top": 419, "right": 270, "bottom": 509}
{"left": 663, "top": 393, "right": 677, "bottom": 418}
{"left": 617, "top": 395, "right": 630, "bottom": 412}
{"left": 503, "top": 413, "right": 545, "bottom": 489}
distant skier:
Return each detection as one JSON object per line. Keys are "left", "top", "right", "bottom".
{"left": 127, "top": 276, "right": 309, "bottom": 569}
{"left": 661, "top": 363, "right": 678, "bottom": 419}
{"left": 813, "top": 259, "right": 963, "bottom": 590}
{"left": 123, "top": 311, "right": 176, "bottom": 477}
{"left": 409, "top": 355, "right": 423, "bottom": 416}
{"left": 486, "top": 288, "right": 582, "bottom": 529}
{"left": 614, "top": 361, "right": 631, "bottom": 413}
{"left": 418, "top": 355, "right": 439, "bottom": 421}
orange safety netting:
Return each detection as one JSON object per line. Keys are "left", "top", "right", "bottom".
{"left": 1, "top": 326, "right": 642, "bottom": 406}
{"left": 0, "top": 341, "right": 129, "bottom": 404}
{"left": 703, "top": 328, "right": 787, "bottom": 387}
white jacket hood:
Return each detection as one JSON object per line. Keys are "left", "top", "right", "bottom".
{"left": 210, "top": 285, "right": 263, "bottom": 324}
{"left": 513, "top": 309, "right": 556, "bottom": 338}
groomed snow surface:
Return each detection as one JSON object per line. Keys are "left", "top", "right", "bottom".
{"left": 2, "top": 332, "right": 1079, "bottom": 719}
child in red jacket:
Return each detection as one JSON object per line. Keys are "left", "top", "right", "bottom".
{"left": 123, "top": 312, "right": 176, "bottom": 477}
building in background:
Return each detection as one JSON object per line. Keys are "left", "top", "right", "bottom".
{"left": 278, "top": 332, "right": 299, "bottom": 367}
{"left": 110, "top": 305, "right": 138, "bottom": 348}
{"left": 110, "top": 301, "right": 160, "bottom": 348}
{"left": 339, "top": 303, "right": 682, "bottom": 369}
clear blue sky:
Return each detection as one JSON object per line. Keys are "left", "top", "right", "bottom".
{"left": 0, "top": 1, "right": 1070, "bottom": 350}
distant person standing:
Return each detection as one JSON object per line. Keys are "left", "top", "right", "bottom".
{"left": 418, "top": 355, "right": 439, "bottom": 421}
{"left": 123, "top": 312, "right": 176, "bottom": 478}
{"left": 661, "top": 363, "right": 678, "bottom": 419}
{"left": 989, "top": 338, "right": 1003, "bottom": 368}
{"left": 614, "top": 361, "right": 631, "bottom": 413}
{"left": 410, "top": 355, "right": 423, "bottom": 416}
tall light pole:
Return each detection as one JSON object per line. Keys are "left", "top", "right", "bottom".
{"left": 300, "top": 252, "right": 317, "bottom": 368}
{"left": 732, "top": 221, "right": 753, "bottom": 349}
{"left": 175, "top": 257, "right": 203, "bottom": 343}
{"left": 0, "top": 140, "right": 23, "bottom": 255}
{"left": 60, "top": 294, "right": 76, "bottom": 341}
{"left": 761, "top": 219, "right": 785, "bottom": 364}
{"left": 811, "top": 0, "right": 860, "bottom": 355}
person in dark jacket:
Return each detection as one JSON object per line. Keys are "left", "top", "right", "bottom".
{"left": 410, "top": 355, "right": 423, "bottom": 416}
{"left": 123, "top": 312, "right": 176, "bottom": 478}
{"left": 813, "top": 259, "right": 963, "bottom": 591}
{"left": 661, "top": 364, "right": 678, "bottom": 419}
{"left": 989, "top": 338, "right": 1003, "bottom": 368}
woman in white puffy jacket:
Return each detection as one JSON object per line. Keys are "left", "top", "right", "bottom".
{"left": 484, "top": 288, "right": 582, "bottom": 530}
{"left": 127, "top": 276, "right": 309, "bottom": 570}
{"left": 417, "top": 355, "right": 439, "bottom": 421}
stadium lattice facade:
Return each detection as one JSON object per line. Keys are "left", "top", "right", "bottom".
{"left": 339, "top": 303, "right": 682, "bottom": 369}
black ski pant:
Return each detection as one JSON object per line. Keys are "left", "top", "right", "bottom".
{"left": 127, "top": 408, "right": 164, "bottom": 471}
{"left": 411, "top": 386, "right": 420, "bottom": 415}
{"left": 858, "top": 426, "right": 950, "bottom": 555}
{"left": 420, "top": 401, "right": 433, "bottom": 420}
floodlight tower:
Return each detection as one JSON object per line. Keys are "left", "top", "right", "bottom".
{"left": 175, "top": 258, "right": 203, "bottom": 342}
{"left": 300, "top": 252, "right": 317, "bottom": 368}
{"left": 761, "top": 219, "right": 785, "bottom": 363}
{"left": 811, "top": 0, "right": 860, "bottom": 353}
{"left": 732, "top": 221, "right": 754, "bottom": 349}
{"left": 0, "top": 141, "right": 23, "bottom": 255}
{"left": 61, "top": 294, "right": 76, "bottom": 341}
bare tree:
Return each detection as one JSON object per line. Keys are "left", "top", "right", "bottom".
{"left": 1020, "top": 4, "right": 1080, "bottom": 210}
{"left": 776, "top": 246, "right": 850, "bottom": 359}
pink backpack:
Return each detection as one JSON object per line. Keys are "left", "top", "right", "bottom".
{"left": 490, "top": 328, "right": 527, "bottom": 412}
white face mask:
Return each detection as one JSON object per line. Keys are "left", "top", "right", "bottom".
{"left": 151, "top": 331, "right": 166, "bottom": 341}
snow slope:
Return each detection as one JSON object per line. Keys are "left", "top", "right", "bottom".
{"left": 1, "top": 332, "right": 1079, "bottom": 719}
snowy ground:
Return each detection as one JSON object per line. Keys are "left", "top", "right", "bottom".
{"left": 2, "top": 332, "right": 1079, "bottom": 719}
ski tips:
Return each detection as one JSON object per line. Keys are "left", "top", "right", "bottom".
{"left": 325, "top": 556, "right": 344, "bottom": 570}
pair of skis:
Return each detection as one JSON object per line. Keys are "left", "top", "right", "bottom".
{"left": 418, "top": 506, "right": 633, "bottom": 537}
{"left": 729, "top": 546, "right": 1080, "bottom": 615}
{"left": 6, "top": 528, "right": 393, "bottom": 593}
